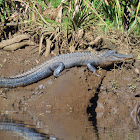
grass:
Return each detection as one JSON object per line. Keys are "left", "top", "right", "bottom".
{"left": 0, "top": 0, "right": 139, "bottom": 53}
{"left": 129, "top": 83, "right": 137, "bottom": 92}
{"left": 1, "top": 0, "right": 139, "bottom": 32}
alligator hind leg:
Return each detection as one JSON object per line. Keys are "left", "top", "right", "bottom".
{"left": 50, "top": 62, "right": 65, "bottom": 77}
{"left": 87, "top": 63, "right": 100, "bottom": 77}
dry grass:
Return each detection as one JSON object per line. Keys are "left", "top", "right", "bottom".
{"left": 0, "top": 0, "right": 139, "bottom": 55}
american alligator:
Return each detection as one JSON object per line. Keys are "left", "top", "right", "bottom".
{"left": 0, "top": 50, "right": 133, "bottom": 87}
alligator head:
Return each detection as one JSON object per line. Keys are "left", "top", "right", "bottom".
{"left": 99, "top": 50, "right": 133, "bottom": 68}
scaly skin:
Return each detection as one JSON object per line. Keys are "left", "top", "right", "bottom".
{"left": 0, "top": 50, "right": 133, "bottom": 87}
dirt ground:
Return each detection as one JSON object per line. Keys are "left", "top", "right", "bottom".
{"left": 0, "top": 39, "right": 140, "bottom": 140}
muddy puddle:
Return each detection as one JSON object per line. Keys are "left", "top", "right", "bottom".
{"left": 0, "top": 47, "right": 140, "bottom": 140}
{"left": 0, "top": 115, "right": 56, "bottom": 140}
{"left": 0, "top": 68, "right": 140, "bottom": 140}
{"left": 0, "top": 105, "right": 139, "bottom": 140}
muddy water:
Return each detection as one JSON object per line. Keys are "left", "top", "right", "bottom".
{"left": 0, "top": 106, "right": 139, "bottom": 140}
{"left": 0, "top": 119, "right": 53, "bottom": 140}
{"left": 0, "top": 66, "right": 140, "bottom": 140}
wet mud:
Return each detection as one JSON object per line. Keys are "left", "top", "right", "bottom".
{"left": 0, "top": 46, "right": 140, "bottom": 140}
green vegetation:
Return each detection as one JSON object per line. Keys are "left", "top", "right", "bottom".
{"left": 136, "top": 78, "right": 140, "bottom": 82}
{"left": 0, "top": 0, "right": 139, "bottom": 33}
{"left": 110, "top": 79, "right": 119, "bottom": 92}
{"left": 49, "top": 0, "right": 61, "bottom": 8}
{"left": 0, "top": 0, "right": 139, "bottom": 53}
{"left": 129, "top": 83, "right": 137, "bottom": 92}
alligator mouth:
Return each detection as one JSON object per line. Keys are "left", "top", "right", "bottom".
{"left": 105, "top": 50, "right": 133, "bottom": 61}
{"left": 113, "top": 53, "right": 133, "bottom": 60}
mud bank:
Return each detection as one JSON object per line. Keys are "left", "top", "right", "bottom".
{"left": 0, "top": 46, "right": 140, "bottom": 140}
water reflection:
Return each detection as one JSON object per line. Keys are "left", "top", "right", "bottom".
{"left": 0, "top": 105, "right": 140, "bottom": 140}
{"left": 0, "top": 120, "right": 56, "bottom": 140}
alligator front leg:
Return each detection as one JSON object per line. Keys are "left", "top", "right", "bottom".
{"left": 50, "top": 62, "right": 65, "bottom": 77}
{"left": 87, "top": 63, "right": 100, "bottom": 77}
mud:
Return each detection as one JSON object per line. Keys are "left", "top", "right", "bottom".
{"left": 0, "top": 45, "right": 140, "bottom": 140}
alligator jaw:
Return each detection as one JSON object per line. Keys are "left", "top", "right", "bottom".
{"left": 109, "top": 52, "right": 133, "bottom": 61}
{"left": 99, "top": 50, "right": 133, "bottom": 67}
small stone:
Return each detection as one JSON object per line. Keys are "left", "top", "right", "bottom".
{"left": 137, "top": 55, "right": 140, "bottom": 61}
{"left": 134, "top": 68, "right": 139, "bottom": 75}
{"left": 3, "top": 58, "right": 6, "bottom": 63}
{"left": 35, "top": 59, "right": 39, "bottom": 64}
{"left": 38, "top": 84, "right": 45, "bottom": 89}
